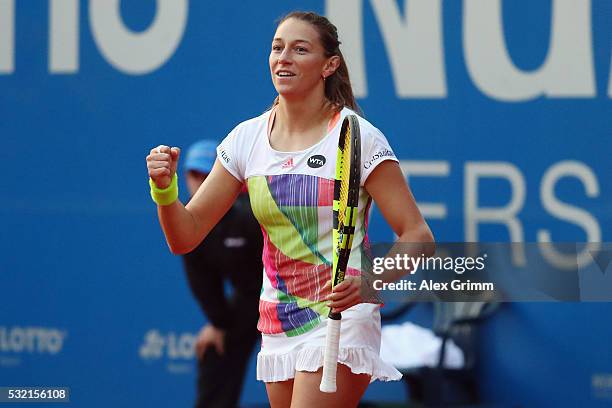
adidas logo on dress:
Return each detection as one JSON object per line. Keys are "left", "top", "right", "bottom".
{"left": 281, "top": 157, "right": 295, "bottom": 169}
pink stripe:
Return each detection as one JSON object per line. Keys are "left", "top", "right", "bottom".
{"left": 317, "top": 177, "right": 334, "bottom": 206}
{"left": 346, "top": 266, "right": 361, "bottom": 277}
{"left": 260, "top": 228, "right": 278, "bottom": 289}
{"left": 361, "top": 197, "right": 373, "bottom": 249}
{"left": 258, "top": 300, "right": 282, "bottom": 334}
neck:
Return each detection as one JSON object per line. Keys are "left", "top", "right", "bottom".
{"left": 275, "top": 88, "right": 333, "bottom": 135}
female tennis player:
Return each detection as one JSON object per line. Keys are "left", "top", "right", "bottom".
{"left": 146, "top": 11, "right": 433, "bottom": 407}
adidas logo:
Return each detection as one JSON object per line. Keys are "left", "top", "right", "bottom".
{"left": 281, "top": 157, "right": 295, "bottom": 169}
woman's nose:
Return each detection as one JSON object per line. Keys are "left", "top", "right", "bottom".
{"left": 277, "top": 48, "right": 291, "bottom": 64}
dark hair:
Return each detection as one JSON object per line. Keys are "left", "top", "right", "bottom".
{"left": 272, "top": 11, "right": 359, "bottom": 113}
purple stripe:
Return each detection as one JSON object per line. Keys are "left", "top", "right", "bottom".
{"left": 276, "top": 301, "right": 319, "bottom": 332}
{"left": 267, "top": 174, "right": 320, "bottom": 206}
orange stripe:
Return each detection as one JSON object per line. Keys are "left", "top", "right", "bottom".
{"left": 267, "top": 106, "right": 277, "bottom": 138}
{"left": 327, "top": 111, "right": 341, "bottom": 133}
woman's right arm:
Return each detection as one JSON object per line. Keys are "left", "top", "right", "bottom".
{"left": 147, "top": 145, "right": 243, "bottom": 255}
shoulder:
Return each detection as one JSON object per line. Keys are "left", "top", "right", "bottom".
{"left": 340, "top": 108, "right": 386, "bottom": 140}
{"left": 340, "top": 108, "right": 383, "bottom": 137}
{"left": 219, "top": 110, "right": 270, "bottom": 156}
{"left": 338, "top": 108, "right": 398, "bottom": 184}
{"left": 229, "top": 110, "right": 271, "bottom": 138}
{"left": 218, "top": 110, "right": 272, "bottom": 181}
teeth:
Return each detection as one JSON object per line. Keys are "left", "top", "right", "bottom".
{"left": 277, "top": 72, "right": 294, "bottom": 77}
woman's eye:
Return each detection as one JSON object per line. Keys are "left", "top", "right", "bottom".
{"left": 272, "top": 45, "right": 282, "bottom": 52}
{"left": 296, "top": 47, "right": 307, "bottom": 53}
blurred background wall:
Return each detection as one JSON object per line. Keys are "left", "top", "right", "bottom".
{"left": 1, "top": 1, "right": 610, "bottom": 406}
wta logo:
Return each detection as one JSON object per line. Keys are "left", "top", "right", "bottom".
{"left": 307, "top": 155, "right": 326, "bottom": 168}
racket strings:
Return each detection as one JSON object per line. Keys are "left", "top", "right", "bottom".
{"left": 337, "top": 127, "right": 352, "bottom": 229}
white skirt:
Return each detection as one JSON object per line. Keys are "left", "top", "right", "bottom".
{"left": 256, "top": 303, "right": 402, "bottom": 383}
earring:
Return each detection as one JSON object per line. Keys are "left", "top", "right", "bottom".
{"left": 322, "top": 75, "right": 326, "bottom": 81}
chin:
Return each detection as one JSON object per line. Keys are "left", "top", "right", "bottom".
{"left": 275, "top": 87, "right": 301, "bottom": 98}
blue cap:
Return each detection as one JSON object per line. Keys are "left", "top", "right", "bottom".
{"left": 183, "top": 139, "right": 218, "bottom": 174}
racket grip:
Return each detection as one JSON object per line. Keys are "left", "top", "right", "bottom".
{"left": 319, "top": 318, "right": 341, "bottom": 393}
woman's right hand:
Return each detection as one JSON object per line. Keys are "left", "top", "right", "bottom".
{"left": 146, "top": 145, "right": 181, "bottom": 189}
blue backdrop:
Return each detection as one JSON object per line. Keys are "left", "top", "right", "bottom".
{"left": 1, "top": 1, "right": 610, "bottom": 406}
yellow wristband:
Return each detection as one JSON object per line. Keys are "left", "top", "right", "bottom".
{"left": 149, "top": 174, "right": 178, "bottom": 206}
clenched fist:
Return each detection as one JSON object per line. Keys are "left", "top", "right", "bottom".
{"left": 146, "top": 145, "right": 181, "bottom": 189}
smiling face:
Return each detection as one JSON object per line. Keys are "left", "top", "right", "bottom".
{"left": 269, "top": 18, "right": 336, "bottom": 100}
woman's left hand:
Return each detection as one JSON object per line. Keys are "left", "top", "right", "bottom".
{"left": 326, "top": 276, "right": 362, "bottom": 313}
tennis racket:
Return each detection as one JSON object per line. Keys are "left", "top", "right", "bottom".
{"left": 320, "top": 114, "right": 361, "bottom": 393}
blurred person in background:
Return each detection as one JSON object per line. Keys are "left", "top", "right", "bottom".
{"left": 181, "top": 140, "right": 263, "bottom": 408}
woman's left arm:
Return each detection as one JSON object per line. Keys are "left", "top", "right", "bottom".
{"left": 327, "top": 160, "right": 435, "bottom": 313}
{"left": 365, "top": 160, "right": 434, "bottom": 247}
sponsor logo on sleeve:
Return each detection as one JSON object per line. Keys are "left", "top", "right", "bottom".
{"left": 364, "top": 149, "right": 395, "bottom": 169}
{"left": 307, "top": 155, "right": 326, "bottom": 168}
{"left": 219, "top": 148, "right": 230, "bottom": 164}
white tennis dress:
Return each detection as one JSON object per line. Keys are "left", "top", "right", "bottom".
{"left": 217, "top": 107, "right": 402, "bottom": 383}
